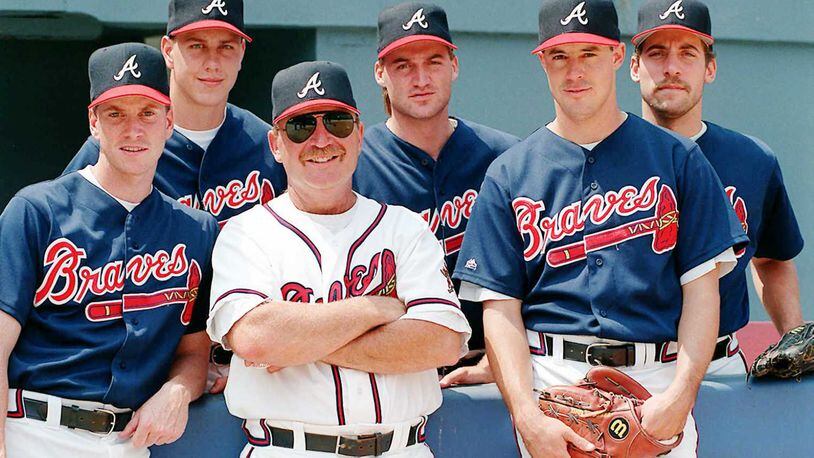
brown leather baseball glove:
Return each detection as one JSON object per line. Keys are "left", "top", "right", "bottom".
{"left": 537, "top": 366, "right": 682, "bottom": 458}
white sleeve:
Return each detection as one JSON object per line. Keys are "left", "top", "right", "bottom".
{"left": 679, "top": 247, "right": 737, "bottom": 285}
{"left": 206, "top": 217, "right": 274, "bottom": 349}
{"left": 458, "top": 281, "right": 519, "bottom": 302}
{"left": 395, "top": 220, "right": 472, "bottom": 357}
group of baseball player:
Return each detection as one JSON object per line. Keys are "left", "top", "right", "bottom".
{"left": 0, "top": 0, "right": 805, "bottom": 456}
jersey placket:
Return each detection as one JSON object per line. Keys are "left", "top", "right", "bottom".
{"left": 579, "top": 148, "right": 611, "bottom": 330}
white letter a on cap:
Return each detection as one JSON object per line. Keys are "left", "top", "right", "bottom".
{"left": 113, "top": 55, "right": 141, "bottom": 81}
{"left": 659, "top": 0, "right": 686, "bottom": 20}
{"left": 297, "top": 72, "right": 326, "bottom": 99}
{"left": 561, "top": 1, "right": 589, "bottom": 26}
{"left": 402, "top": 8, "right": 429, "bottom": 30}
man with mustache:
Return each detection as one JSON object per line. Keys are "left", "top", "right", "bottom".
{"left": 64, "top": 0, "right": 288, "bottom": 393}
{"left": 630, "top": 0, "right": 805, "bottom": 376}
{"left": 453, "top": 0, "right": 747, "bottom": 456}
{"left": 206, "top": 61, "right": 471, "bottom": 457}
{"left": 353, "top": 2, "right": 519, "bottom": 385}
{"left": 0, "top": 43, "right": 217, "bottom": 457}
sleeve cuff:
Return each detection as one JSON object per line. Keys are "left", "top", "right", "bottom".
{"left": 679, "top": 248, "right": 737, "bottom": 285}
{"left": 458, "top": 281, "right": 519, "bottom": 302}
{"left": 206, "top": 293, "right": 267, "bottom": 349}
{"left": 400, "top": 306, "right": 473, "bottom": 358}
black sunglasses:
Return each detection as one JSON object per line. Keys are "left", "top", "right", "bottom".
{"left": 283, "top": 111, "right": 357, "bottom": 144}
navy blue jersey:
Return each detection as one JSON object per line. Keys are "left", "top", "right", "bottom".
{"left": 0, "top": 172, "right": 218, "bottom": 409}
{"left": 453, "top": 114, "right": 748, "bottom": 343}
{"left": 63, "top": 104, "right": 287, "bottom": 225}
{"left": 354, "top": 118, "right": 519, "bottom": 348}
{"left": 696, "top": 122, "right": 804, "bottom": 335}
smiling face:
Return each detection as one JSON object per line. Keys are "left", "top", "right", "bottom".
{"left": 631, "top": 29, "right": 716, "bottom": 121}
{"left": 538, "top": 42, "right": 626, "bottom": 122}
{"left": 161, "top": 28, "right": 245, "bottom": 108}
{"left": 375, "top": 40, "right": 459, "bottom": 121}
{"left": 268, "top": 106, "right": 364, "bottom": 198}
{"left": 90, "top": 95, "right": 173, "bottom": 178}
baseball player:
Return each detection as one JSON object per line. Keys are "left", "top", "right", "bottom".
{"left": 353, "top": 2, "right": 519, "bottom": 383}
{"left": 630, "top": 0, "right": 805, "bottom": 376}
{"left": 63, "top": 0, "right": 287, "bottom": 393}
{"left": 207, "top": 61, "right": 471, "bottom": 457}
{"left": 452, "top": 1, "right": 747, "bottom": 457}
{"left": 0, "top": 43, "right": 217, "bottom": 457}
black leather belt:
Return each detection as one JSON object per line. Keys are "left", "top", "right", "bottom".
{"left": 22, "top": 398, "right": 132, "bottom": 434}
{"left": 542, "top": 335, "right": 732, "bottom": 367}
{"left": 266, "top": 423, "right": 423, "bottom": 456}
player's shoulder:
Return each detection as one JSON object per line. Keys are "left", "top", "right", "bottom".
{"left": 359, "top": 194, "right": 427, "bottom": 233}
{"left": 361, "top": 122, "right": 396, "bottom": 148}
{"left": 454, "top": 118, "right": 521, "bottom": 152}
{"left": 701, "top": 121, "right": 779, "bottom": 164}
{"left": 224, "top": 103, "right": 272, "bottom": 138}
{"left": 158, "top": 191, "right": 219, "bottom": 233}
{"left": 13, "top": 173, "right": 82, "bottom": 211}
{"left": 627, "top": 113, "right": 699, "bottom": 153}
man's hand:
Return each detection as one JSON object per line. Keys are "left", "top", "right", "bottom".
{"left": 640, "top": 391, "right": 691, "bottom": 441}
{"left": 119, "top": 382, "right": 192, "bottom": 448}
{"left": 208, "top": 376, "right": 227, "bottom": 394}
{"left": 516, "top": 407, "right": 595, "bottom": 458}
{"left": 440, "top": 354, "right": 494, "bottom": 387}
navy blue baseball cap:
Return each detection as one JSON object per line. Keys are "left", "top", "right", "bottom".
{"left": 167, "top": 0, "right": 252, "bottom": 42}
{"left": 88, "top": 43, "right": 171, "bottom": 109}
{"left": 633, "top": 0, "right": 713, "bottom": 47}
{"left": 377, "top": 2, "right": 457, "bottom": 59}
{"left": 533, "top": 0, "right": 620, "bottom": 54}
{"left": 272, "top": 61, "right": 359, "bottom": 125}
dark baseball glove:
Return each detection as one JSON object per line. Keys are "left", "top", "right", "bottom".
{"left": 537, "top": 366, "right": 682, "bottom": 458}
{"left": 751, "top": 322, "right": 814, "bottom": 379}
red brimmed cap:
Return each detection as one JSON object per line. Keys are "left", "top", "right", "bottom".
{"left": 272, "top": 61, "right": 359, "bottom": 125}
{"left": 377, "top": 2, "right": 455, "bottom": 59}
{"left": 633, "top": 0, "right": 713, "bottom": 47}
{"left": 534, "top": 0, "right": 620, "bottom": 55}
{"left": 88, "top": 43, "right": 171, "bottom": 109}
{"left": 167, "top": 0, "right": 252, "bottom": 43}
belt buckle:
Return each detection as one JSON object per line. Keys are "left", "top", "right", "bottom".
{"left": 91, "top": 408, "right": 117, "bottom": 436}
{"left": 338, "top": 432, "right": 384, "bottom": 457}
{"left": 585, "top": 343, "right": 607, "bottom": 366}
{"left": 585, "top": 343, "right": 630, "bottom": 366}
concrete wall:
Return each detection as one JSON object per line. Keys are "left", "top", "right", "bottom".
{"left": 1, "top": 0, "right": 812, "bottom": 319}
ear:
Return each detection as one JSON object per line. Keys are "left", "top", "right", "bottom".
{"left": 630, "top": 54, "right": 641, "bottom": 83}
{"left": 611, "top": 43, "right": 626, "bottom": 70}
{"left": 161, "top": 36, "right": 175, "bottom": 70}
{"left": 88, "top": 108, "right": 100, "bottom": 139}
{"left": 267, "top": 130, "right": 284, "bottom": 164}
{"left": 374, "top": 60, "right": 387, "bottom": 89}
{"left": 450, "top": 53, "right": 460, "bottom": 82}
{"left": 164, "top": 107, "right": 174, "bottom": 140}
{"left": 705, "top": 56, "right": 717, "bottom": 84}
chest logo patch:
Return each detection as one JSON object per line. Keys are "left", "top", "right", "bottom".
{"left": 420, "top": 189, "right": 478, "bottom": 255}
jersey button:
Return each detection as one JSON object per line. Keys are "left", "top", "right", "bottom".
{"left": 421, "top": 159, "right": 429, "bottom": 167}
{"left": 600, "top": 310, "right": 608, "bottom": 317}
{"left": 590, "top": 181, "right": 599, "bottom": 191}
{"left": 119, "top": 361, "right": 127, "bottom": 370}
{"left": 186, "top": 144, "right": 193, "bottom": 151}
{"left": 595, "top": 258, "right": 604, "bottom": 267}
{"left": 131, "top": 318, "right": 139, "bottom": 326}
{"left": 587, "top": 157, "right": 596, "bottom": 165}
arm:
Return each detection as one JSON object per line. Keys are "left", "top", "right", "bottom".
{"left": 750, "top": 258, "right": 804, "bottom": 334}
{"left": 641, "top": 267, "right": 720, "bottom": 440}
{"left": 440, "top": 353, "right": 494, "bottom": 387}
{"left": 485, "top": 299, "right": 593, "bottom": 458}
{"left": 226, "top": 295, "right": 404, "bottom": 367}
{"left": 0, "top": 312, "right": 23, "bottom": 457}
{"left": 119, "top": 330, "right": 210, "bottom": 448}
{"left": 322, "top": 319, "right": 462, "bottom": 374}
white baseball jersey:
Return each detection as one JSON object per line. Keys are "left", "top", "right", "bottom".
{"left": 207, "top": 193, "right": 471, "bottom": 426}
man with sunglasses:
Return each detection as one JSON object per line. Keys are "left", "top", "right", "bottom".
{"left": 453, "top": 1, "right": 747, "bottom": 456}
{"left": 64, "top": 0, "right": 287, "bottom": 394}
{"left": 206, "top": 61, "right": 471, "bottom": 457}
{"left": 354, "top": 2, "right": 519, "bottom": 384}
{"left": 0, "top": 43, "right": 216, "bottom": 458}
{"left": 630, "top": 0, "right": 805, "bottom": 376}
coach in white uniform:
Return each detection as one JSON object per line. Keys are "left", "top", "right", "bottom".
{"left": 206, "top": 61, "right": 471, "bottom": 457}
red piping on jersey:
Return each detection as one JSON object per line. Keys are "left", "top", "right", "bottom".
{"left": 369, "top": 373, "right": 383, "bottom": 424}
{"left": 215, "top": 289, "right": 269, "bottom": 305}
{"left": 6, "top": 389, "right": 24, "bottom": 418}
{"left": 331, "top": 365, "right": 346, "bottom": 425}
{"left": 241, "top": 419, "right": 271, "bottom": 446}
{"left": 443, "top": 232, "right": 465, "bottom": 255}
{"left": 405, "top": 298, "right": 461, "bottom": 309}
{"left": 529, "top": 331, "right": 547, "bottom": 356}
{"left": 264, "top": 204, "right": 323, "bottom": 270}
{"left": 344, "top": 204, "right": 388, "bottom": 283}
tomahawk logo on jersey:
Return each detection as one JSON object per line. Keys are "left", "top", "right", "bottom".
{"left": 0, "top": 173, "right": 218, "bottom": 409}
{"left": 454, "top": 114, "right": 748, "bottom": 343}
{"left": 207, "top": 194, "right": 470, "bottom": 426}
{"left": 694, "top": 122, "right": 803, "bottom": 336}
{"left": 63, "top": 104, "right": 287, "bottom": 225}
